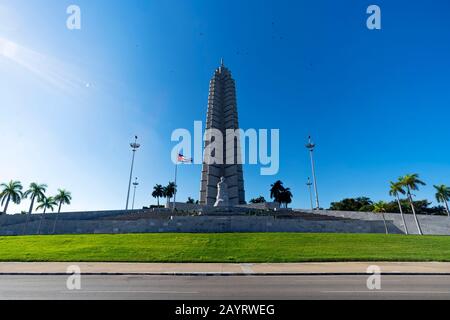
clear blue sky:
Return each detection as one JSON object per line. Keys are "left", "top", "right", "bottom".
{"left": 1, "top": 0, "right": 450, "bottom": 212}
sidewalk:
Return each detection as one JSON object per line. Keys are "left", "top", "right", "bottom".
{"left": 0, "top": 262, "right": 449, "bottom": 275}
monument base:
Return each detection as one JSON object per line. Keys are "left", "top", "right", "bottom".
{"left": 165, "top": 202, "right": 281, "bottom": 216}
{"left": 200, "top": 206, "right": 250, "bottom": 216}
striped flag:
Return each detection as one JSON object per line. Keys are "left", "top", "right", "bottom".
{"left": 178, "top": 154, "right": 192, "bottom": 163}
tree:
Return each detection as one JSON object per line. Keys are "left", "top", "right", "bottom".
{"left": 406, "top": 199, "right": 433, "bottom": 215}
{"left": 164, "top": 182, "right": 176, "bottom": 206}
{"left": 373, "top": 201, "right": 389, "bottom": 234}
{"left": 187, "top": 197, "right": 195, "bottom": 204}
{"left": 389, "top": 181, "right": 409, "bottom": 235}
{"left": 162, "top": 187, "right": 169, "bottom": 206}
{"left": 0, "top": 181, "right": 23, "bottom": 214}
{"left": 329, "top": 197, "right": 373, "bottom": 212}
{"left": 36, "top": 196, "right": 57, "bottom": 214}
{"left": 270, "top": 181, "right": 285, "bottom": 204}
{"left": 250, "top": 196, "right": 267, "bottom": 204}
{"left": 279, "top": 188, "right": 293, "bottom": 208}
{"left": 427, "top": 205, "right": 447, "bottom": 216}
{"left": 329, "top": 196, "right": 443, "bottom": 216}
{"left": 434, "top": 184, "right": 450, "bottom": 218}
{"left": 52, "top": 189, "right": 72, "bottom": 234}
{"left": 36, "top": 196, "right": 57, "bottom": 235}
{"left": 22, "top": 183, "right": 47, "bottom": 235}
{"left": 24, "top": 183, "right": 47, "bottom": 215}
{"left": 54, "top": 189, "right": 72, "bottom": 213}
{"left": 152, "top": 184, "right": 164, "bottom": 207}
{"left": 400, "top": 174, "right": 426, "bottom": 235}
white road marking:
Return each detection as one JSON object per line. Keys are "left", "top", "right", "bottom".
{"left": 63, "top": 290, "right": 200, "bottom": 294}
{"left": 322, "top": 291, "right": 450, "bottom": 294}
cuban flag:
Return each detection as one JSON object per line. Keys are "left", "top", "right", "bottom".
{"left": 178, "top": 154, "right": 193, "bottom": 163}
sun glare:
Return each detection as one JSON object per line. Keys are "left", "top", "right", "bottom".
{"left": 0, "top": 37, "right": 18, "bottom": 58}
{"left": 0, "top": 37, "right": 91, "bottom": 95}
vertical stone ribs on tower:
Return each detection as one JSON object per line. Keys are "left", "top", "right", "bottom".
{"left": 200, "top": 62, "right": 246, "bottom": 206}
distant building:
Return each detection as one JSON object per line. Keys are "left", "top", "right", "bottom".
{"left": 200, "top": 61, "right": 246, "bottom": 206}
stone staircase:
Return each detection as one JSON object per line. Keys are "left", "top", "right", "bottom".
{"left": 275, "top": 210, "right": 352, "bottom": 221}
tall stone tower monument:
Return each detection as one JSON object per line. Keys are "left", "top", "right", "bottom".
{"left": 200, "top": 61, "right": 246, "bottom": 206}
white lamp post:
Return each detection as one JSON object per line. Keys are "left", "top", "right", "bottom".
{"left": 132, "top": 177, "right": 139, "bottom": 210}
{"left": 306, "top": 177, "right": 314, "bottom": 211}
{"left": 306, "top": 136, "right": 320, "bottom": 210}
{"left": 126, "top": 136, "right": 140, "bottom": 210}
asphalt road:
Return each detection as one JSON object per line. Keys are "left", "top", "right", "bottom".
{"left": 0, "top": 275, "right": 449, "bottom": 300}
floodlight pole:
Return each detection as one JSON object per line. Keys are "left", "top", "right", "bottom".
{"left": 126, "top": 136, "right": 140, "bottom": 210}
{"left": 132, "top": 177, "right": 139, "bottom": 210}
{"left": 307, "top": 177, "right": 314, "bottom": 211}
{"left": 306, "top": 136, "right": 320, "bottom": 210}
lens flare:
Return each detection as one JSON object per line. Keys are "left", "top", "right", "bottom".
{"left": 0, "top": 37, "right": 90, "bottom": 95}
{"left": 0, "top": 38, "right": 18, "bottom": 58}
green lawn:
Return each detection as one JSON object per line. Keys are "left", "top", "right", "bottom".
{"left": 0, "top": 233, "right": 450, "bottom": 263}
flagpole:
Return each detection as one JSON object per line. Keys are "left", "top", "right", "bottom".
{"left": 173, "top": 162, "right": 178, "bottom": 212}
{"left": 172, "top": 154, "right": 191, "bottom": 212}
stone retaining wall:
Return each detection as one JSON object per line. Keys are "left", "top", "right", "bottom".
{"left": 314, "top": 210, "right": 450, "bottom": 235}
{"left": 0, "top": 210, "right": 401, "bottom": 236}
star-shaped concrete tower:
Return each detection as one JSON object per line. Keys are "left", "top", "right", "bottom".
{"left": 200, "top": 60, "right": 246, "bottom": 206}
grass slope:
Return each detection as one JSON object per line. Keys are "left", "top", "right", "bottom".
{"left": 0, "top": 233, "right": 449, "bottom": 263}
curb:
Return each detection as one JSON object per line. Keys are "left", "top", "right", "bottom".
{"left": 1, "top": 272, "right": 450, "bottom": 276}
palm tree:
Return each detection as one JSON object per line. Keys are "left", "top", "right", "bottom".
{"left": 36, "top": 196, "right": 57, "bottom": 214}
{"left": 24, "top": 183, "right": 47, "bottom": 215}
{"left": 279, "top": 188, "right": 293, "bottom": 208}
{"left": 373, "top": 201, "right": 389, "bottom": 234}
{"left": 434, "top": 184, "right": 450, "bottom": 217}
{"left": 22, "top": 183, "right": 48, "bottom": 235}
{"left": 36, "top": 196, "right": 57, "bottom": 235}
{"left": 54, "top": 189, "right": 72, "bottom": 213}
{"left": 389, "top": 181, "right": 409, "bottom": 235}
{"left": 162, "top": 187, "right": 168, "bottom": 206}
{"left": 0, "top": 181, "right": 23, "bottom": 214}
{"left": 270, "top": 180, "right": 285, "bottom": 204}
{"left": 187, "top": 197, "right": 195, "bottom": 204}
{"left": 164, "top": 182, "right": 176, "bottom": 206}
{"left": 400, "top": 174, "right": 426, "bottom": 235}
{"left": 52, "top": 189, "right": 72, "bottom": 234}
{"left": 152, "top": 184, "right": 164, "bottom": 207}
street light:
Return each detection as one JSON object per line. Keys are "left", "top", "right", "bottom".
{"left": 306, "top": 136, "right": 320, "bottom": 210}
{"left": 132, "top": 177, "right": 139, "bottom": 211}
{"left": 306, "top": 177, "right": 314, "bottom": 211}
{"left": 126, "top": 136, "right": 140, "bottom": 210}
